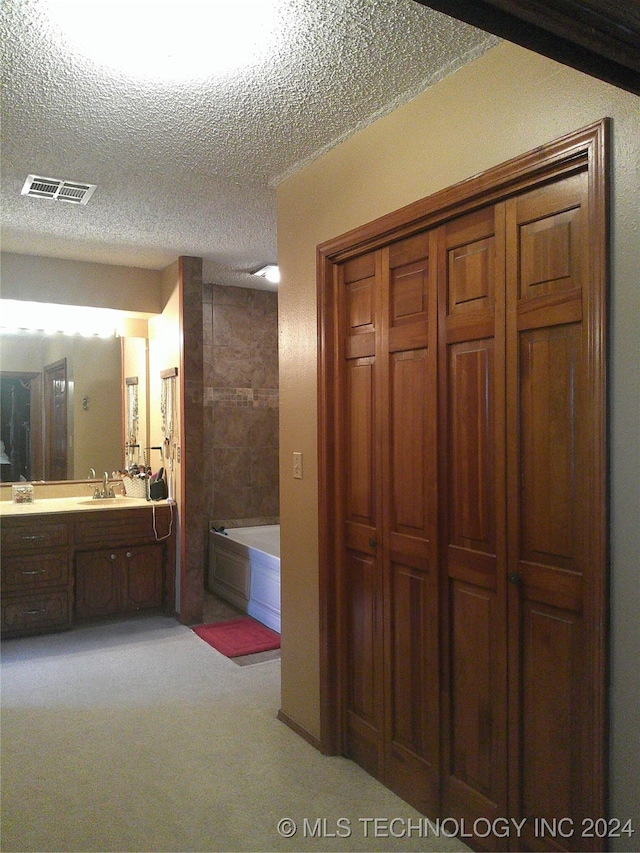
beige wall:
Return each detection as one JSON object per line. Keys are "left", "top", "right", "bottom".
{"left": 1, "top": 253, "right": 163, "bottom": 314}
{"left": 70, "top": 336, "right": 122, "bottom": 478}
{"left": 148, "top": 261, "right": 183, "bottom": 608}
{"left": 277, "top": 40, "right": 639, "bottom": 836}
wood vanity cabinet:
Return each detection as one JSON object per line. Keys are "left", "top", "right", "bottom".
{"left": 74, "top": 506, "right": 173, "bottom": 621}
{"left": 1, "top": 504, "right": 175, "bottom": 637}
{"left": 1, "top": 518, "right": 73, "bottom": 636}
{"left": 75, "top": 546, "right": 163, "bottom": 618}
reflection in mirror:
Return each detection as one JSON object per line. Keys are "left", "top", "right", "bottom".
{"left": 125, "top": 376, "right": 139, "bottom": 469}
{"left": 0, "top": 329, "right": 122, "bottom": 482}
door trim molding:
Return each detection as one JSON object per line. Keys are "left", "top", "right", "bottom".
{"left": 317, "top": 119, "right": 609, "bottom": 764}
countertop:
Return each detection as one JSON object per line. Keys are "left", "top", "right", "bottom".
{"left": 0, "top": 496, "right": 172, "bottom": 517}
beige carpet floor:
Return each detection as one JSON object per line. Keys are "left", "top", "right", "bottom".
{"left": 1, "top": 613, "right": 470, "bottom": 853}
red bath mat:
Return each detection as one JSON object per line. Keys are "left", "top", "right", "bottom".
{"left": 192, "top": 617, "right": 280, "bottom": 658}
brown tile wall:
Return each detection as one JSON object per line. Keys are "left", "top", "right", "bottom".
{"left": 203, "top": 284, "right": 279, "bottom": 529}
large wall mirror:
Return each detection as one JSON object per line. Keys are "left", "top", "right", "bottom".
{"left": 0, "top": 329, "right": 127, "bottom": 483}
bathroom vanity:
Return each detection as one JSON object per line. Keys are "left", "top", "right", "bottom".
{"left": 1, "top": 497, "right": 175, "bottom": 638}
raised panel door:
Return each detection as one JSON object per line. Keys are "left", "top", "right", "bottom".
{"left": 438, "top": 204, "right": 509, "bottom": 850}
{"left": 506, "top": 168, "right": 605, "bottom": 851}
{"left": 341, "top": 251, "right": 384, "bottom": 778}
{"left": 124, "top": 546, "right": 163, "bottom": 611}
{"left": 339, "top": 232, "right": 439, "bottom": 815}
{"left": 383, "top": 233, "right": 439, "bottom": 815}
{"left": 75, "top": 550, "right": 120, "bottom": 618}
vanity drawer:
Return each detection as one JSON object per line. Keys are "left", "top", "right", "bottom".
{"left": 2, "top": 521, "right": 69, "bottom": 554}
{"left": 74, "top": 507, "right": 172, "bottom": 548}
{"left": 1, "top": 590, "right": 71, "bottom": 635}
{"left": 2, "top": 552, "right": 70, "bottom": 592}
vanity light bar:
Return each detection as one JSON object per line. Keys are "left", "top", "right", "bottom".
{"left": 0, "top": 301, "right": 129, "bottom": 336}
{"left": 0, "top": 325, "right": 117, "bottom": 337}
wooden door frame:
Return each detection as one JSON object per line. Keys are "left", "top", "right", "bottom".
{"left": 317, "top": 120, "right": 609, "bottom": 769}
{"left": 44, "top": 358, "right": 68, "bottom": 481}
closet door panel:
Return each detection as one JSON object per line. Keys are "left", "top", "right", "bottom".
{"left": 385, "top": 352, "right": 437, "bottom": 809}
{"left": 385, "top": 561, "right": 438, "bottom": 810}
{"left": 341, "top": 253, "right": 384, "bottom": 780}
{"left": 450, "top": 582, "right": 504, "bottom": 798}
{"left": 346, "top": 359, "right": 376, "bottom": 526}
{"left": 441, "top": 337, "right": 508, "bottom": 839}
{"left": 519, "top": 326, "right": 583, "bottom": 573}
{"left": 439, "top": 206, "right": 508, "bottom": 848}
{"left": 516, "top": 174, "right": 585, "bottom": 302}
{"left": 521, "top": 602, "right": 581, "bottom": 822}
{"left": 344, "top": 548, "right": 381, "bottom": 777}
{"left": 507, "top": 164, "right": 604, "bottom": 848}
{"left": 383, "top": 232, "right": 440, "bottom": 815}
{"left": 390, "top": 350, "right": 430, "bottom": 539}
{"left": 448, "top": 341, "right": 495, "bottom": 556}
{"left": 513, "top": 322, "right": 588, "bottom": 841}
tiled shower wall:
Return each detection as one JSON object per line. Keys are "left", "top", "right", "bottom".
{"left": 203, "top": 284, "right": 279, "bottom": 527}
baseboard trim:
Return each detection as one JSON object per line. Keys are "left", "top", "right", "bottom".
{"left": 277, "top": 709, "right": 322, "bottom": 752}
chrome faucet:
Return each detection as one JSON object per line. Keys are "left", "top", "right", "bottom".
{"left": 93, "top": 471, "right": 115, "bottom": 499}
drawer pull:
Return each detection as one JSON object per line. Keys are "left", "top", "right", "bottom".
{"left": 21, "top": 534, "right": 46, "bottom": 541}
{"left": 126, "top": 552, "right": 132, "bottom": 558}
{"left": 23, "top": 608, "right": 47, "bottom": 615}
{"left": 22, "top": 569, "right": 46, "bottom": 576}
{"left": 110, "top": 554, "right": 117, "bottom": 561}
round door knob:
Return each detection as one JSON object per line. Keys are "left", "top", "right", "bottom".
{"left": 508, "top": 572, "right": 521, "bottom": 585}
{"left": 369, "top": 538, "right": 377, "bottom": 549}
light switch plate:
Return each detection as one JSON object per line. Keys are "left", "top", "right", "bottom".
{"left": 293, "top": 451, "right": 303, "bottom": 479}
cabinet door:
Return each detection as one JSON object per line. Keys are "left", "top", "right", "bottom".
{"left": 75, "top": 551, "right": 121, "bottom": 618}
{"left": 123, "top": 546, "right": 163, "bottom": 611}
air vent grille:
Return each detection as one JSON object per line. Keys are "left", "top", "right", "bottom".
{"left": 21, "top": 174, "right": 97, "bottom": 205}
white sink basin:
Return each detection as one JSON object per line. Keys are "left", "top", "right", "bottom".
{"left": 76, "top": 496, "right": 141, "bottom": 506}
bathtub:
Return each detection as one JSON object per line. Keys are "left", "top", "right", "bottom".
{"left": 208, "top": 524, "right": 280, "bottom": 633}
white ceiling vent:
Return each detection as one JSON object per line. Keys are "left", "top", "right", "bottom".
{"left": 21, "top": 174, "right": 97, "bottom": 205}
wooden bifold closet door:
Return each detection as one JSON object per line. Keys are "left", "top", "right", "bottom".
{"left": 339, "top": 231, "right": 440, "bottom": 815}
{"left": 318, "top": 121, "right": 607, "bottom": 853}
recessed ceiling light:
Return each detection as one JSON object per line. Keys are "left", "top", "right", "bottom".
{"left": 252, "top": 264, "right": 280, "bottom": 284}
{"left": 43, "top": 1, "right": 282, "bottom": 82}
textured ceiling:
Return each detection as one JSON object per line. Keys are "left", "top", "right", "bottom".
{"left": 0, "top": 0, "right": 497, "bottom": 289}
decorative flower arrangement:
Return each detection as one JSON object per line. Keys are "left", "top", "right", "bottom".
{"left": 117, "top": 463, "right": 152, "bottom": 497}
{"left": 119, "top": 463, "right": 151, "bottom": 481}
